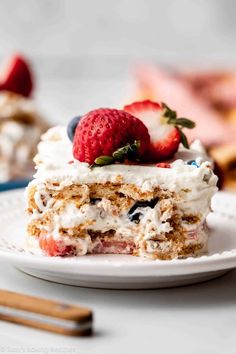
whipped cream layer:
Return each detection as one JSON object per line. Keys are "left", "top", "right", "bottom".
{"left": 33, "top": 126, "right": 218, "bottom": 196}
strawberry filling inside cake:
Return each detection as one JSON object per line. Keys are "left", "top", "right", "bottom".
{"left": 26, "top": 101, "right": 218, "bottom": 260}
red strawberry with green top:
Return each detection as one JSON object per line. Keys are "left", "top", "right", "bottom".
{"left": 124, "top": 100, "right": 195, "bottom": 161}
{"left": 0, "top": 54, "right": 33, "bottom": 97}
{"left": 73, "top": 108, "right": 150, "bottom": 165}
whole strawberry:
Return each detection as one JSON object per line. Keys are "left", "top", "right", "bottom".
{"left": 73, "top": 108, "right": 150, "bottom": 165}
{"left": 124, "top": 100, "right": 195, "bottom": 161}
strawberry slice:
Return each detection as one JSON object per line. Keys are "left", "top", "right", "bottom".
{"left": 0, "top": 54, "right": 33, "bottom": 97}
{"left": 39, "top": 232, "right": 75, "bottom": 257}
{"left": 124, "top": 100, "right": 195, "bottom": 161}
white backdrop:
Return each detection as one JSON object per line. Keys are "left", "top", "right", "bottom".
{"left": 0, "top": 0, "right": 235, "bottom": 63}
{"left": 0, "top": 0, "right": 235, "bottom": 123}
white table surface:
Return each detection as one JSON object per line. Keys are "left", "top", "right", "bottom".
{"left": 1, "top": 77, "right": 236, "bottom": 353}
{"left": 0, "top": 261, "right": 236, "bottom": 354}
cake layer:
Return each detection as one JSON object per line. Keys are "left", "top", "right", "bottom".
{"left": 27, "top": 180, "right": 210, "bottom": 259}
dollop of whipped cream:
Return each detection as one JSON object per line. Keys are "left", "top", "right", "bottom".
{"left": 33, "top": 126, "right": 218, "bottom": 194}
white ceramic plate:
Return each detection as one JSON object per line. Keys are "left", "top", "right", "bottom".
{"left": 0, "top": 189, "right": 236, "bottom": 289}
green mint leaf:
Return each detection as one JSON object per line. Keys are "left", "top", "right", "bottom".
{"left": 94, "top": 155, "right": 115, "bottom": 166}
{"left": 178, "top": 128, "right": 190, "bottom": 149}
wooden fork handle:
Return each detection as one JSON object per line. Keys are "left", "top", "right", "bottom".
{"left": 0, "top": 289, "right": 92, "bottom": 336}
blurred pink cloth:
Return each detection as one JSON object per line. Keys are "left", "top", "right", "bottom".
{"left": 183, "top": 71, "right": 236, "bottom": 109}
{"left": 135, "top": 64, "right": 236, "bottom": 146}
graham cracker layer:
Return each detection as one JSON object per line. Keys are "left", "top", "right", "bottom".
{"left": 26, "top": 181, "right": 207, "bottom": 260}
{"left": 27, "top": 182, "right": 176, "bottom": 214}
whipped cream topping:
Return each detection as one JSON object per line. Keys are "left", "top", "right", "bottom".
{"left": 32, "top": 126, "right": 218, "bottom": 196}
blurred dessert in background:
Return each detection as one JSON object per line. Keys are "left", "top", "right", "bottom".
{"left": 132, "top": 64, "right": 236, "bottom": 190}
{"left": 0, "top": 54, "right": 49, "bottom": 183}
{"left": 0, "top": 91, "right": 48, "bottom": 182}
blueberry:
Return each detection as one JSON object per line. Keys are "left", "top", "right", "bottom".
{"left": 187, "top": 160, "right": 195, "bottom": 165}
{"left": 128, "top": 197, "right": 159, "bottom": 224}
{"left": 129, "top": 212, "right": 143, "bottom": 223}
{"left": 90, "top": 198, "right": 102, "bottom": 205}
{"left": 67, "top": 116, "right": 81, "bottom": 142}
{"left": 187, "top": 160, "right": 199, "bottom": 167}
